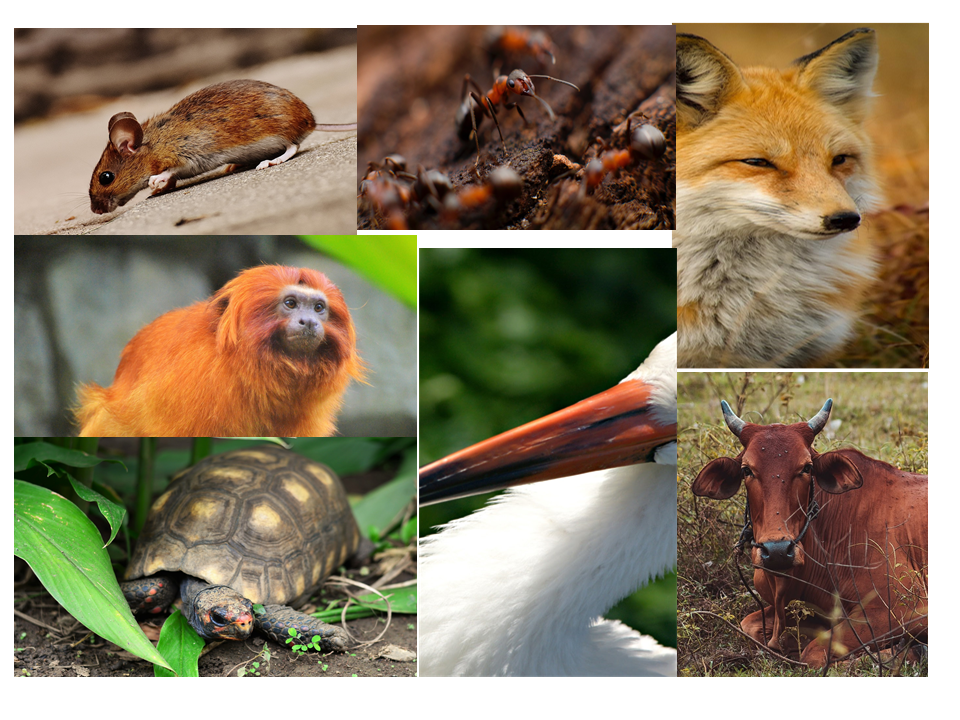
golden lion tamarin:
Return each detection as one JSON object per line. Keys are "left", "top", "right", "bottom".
{"left": 75, "top": 265, "right": 364, "bottom": 436}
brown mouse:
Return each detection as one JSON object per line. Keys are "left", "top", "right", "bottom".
{"left": 89, "top": 79, "right": 357, "bottom": 214}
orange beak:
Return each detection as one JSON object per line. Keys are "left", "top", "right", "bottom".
{"left": 419, "top": 378, "right": 677, "bottom": 506}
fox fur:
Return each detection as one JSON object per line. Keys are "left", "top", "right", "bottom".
{"left": 675, "top": 28, "right": 880, "bottom": 368}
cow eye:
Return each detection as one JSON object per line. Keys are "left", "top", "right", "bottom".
{"left": 741, "top": 466, "right": 753, "bottom": 479}
{"left": 802, "top": 463, "right": 813, "bottom": 474}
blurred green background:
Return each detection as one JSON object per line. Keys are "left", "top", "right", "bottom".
{"left": 419, "top": 247, "right": 677, "bottom": 647}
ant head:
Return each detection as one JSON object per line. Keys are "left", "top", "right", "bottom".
{"left": 505, "top": 69, "right": 536, "bottom": 97}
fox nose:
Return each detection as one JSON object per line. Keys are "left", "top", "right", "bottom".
{"left": 823, "top": 211, "right": 861, "bottom": 232}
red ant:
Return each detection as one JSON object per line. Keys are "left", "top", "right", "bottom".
{"left": 485, "top": 26, "right": 558, "bottom": 67}
{"left": 441, "top": 166, "right": 523, "bottom": 222}
{"left": 456, "top": 68, "right": 579, "bottom": 168}
{"left": 360, "top": 156, "right": 457, "bottom": 229}
{"left": 359, "top": 154, "right": 418, "bottom": 229}
{"left": 359, "top": 174, "right": 412, "bottom": 230}
{"left": 582, "top": 121, "right": 666, "bottom": 194}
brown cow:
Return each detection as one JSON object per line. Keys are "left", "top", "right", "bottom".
{"left": 692, "top": 399, "right": 928, "bottom": 668}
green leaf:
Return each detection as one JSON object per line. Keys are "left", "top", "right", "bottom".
{"left": 352, "top": 449, "right": 416, "bottom": 537}
{"left": 13, "top": 441, "right": 117, "bottom": 473}
{"left": 353, "top": 584, "right": 418, "bottom": 615}
{"left": 300, "top": 235, "right": 417, "bottom": 309}
{"left": 68, "top": 477, "right": 126, "bottom": 547}
{"left": 13, "top": 480, "right": 172, "bottom": 671}
{"left": 399, "top": 516, "right": 418, "bottom": 544}
{"left": 155, "top": 610, "right": 204, "bottom": 677}
{"left": 293, "top": 437, "right": 386, "bottom": 476}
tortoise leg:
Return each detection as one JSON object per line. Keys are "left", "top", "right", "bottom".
{"left": 255, "top": 605, "right": 350, "bottom": 652}
{"left": 121, "top": 572, "right": 178, "bottom": 615}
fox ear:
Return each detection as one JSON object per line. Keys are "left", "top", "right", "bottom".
{"left": 794, "top": 28, "right": 878, "bottom": 120}
{"left": 676, "top": 33, "right": 747, "bottom": 129}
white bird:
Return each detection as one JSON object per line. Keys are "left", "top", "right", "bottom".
{"left": 419, "top": 333, "right": 677, "bottom": 676}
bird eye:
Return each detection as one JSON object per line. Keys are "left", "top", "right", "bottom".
{"left": 99, "top": 171, "right": 116, "bottom": 186}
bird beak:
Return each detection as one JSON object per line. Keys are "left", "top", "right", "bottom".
{"left": 419, "top": 378, "right": 677, "bottom": 506}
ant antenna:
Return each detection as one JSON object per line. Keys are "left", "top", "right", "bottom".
{"left": 527, "top": 75, "right": 580, "bottom": 91}
{"left": 524, "top": 75, "right": 580, "bottom": 121}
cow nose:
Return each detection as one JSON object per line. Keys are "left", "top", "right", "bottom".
{"left": 759, "top": 540, "right": 796, "bottom": 570}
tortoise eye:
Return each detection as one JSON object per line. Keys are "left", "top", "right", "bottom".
{"left": 210, "top": 610, "right": 229, "bottom": 627}
{"left": 99, "top": 171, "right": 116, "bottom": 187}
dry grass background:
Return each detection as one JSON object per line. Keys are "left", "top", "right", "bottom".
{"left": 677, "top": 371, "right": 927, "bottom": 676}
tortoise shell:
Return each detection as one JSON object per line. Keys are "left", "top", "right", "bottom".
{"left": 125, "top": 446, "right": 360, "bottom": 607}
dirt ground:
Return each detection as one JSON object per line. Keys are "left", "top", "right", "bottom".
{"left": 357, "top": 25, "right": 675, "bottom": 230}
{"left": 14, "top": 559, "right": 417, "bottom": 678}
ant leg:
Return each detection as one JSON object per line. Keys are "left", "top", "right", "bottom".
{"left": 467, "top": 94, "right": 483, "bottom": 167}
{"left": 475, "top": 93, "right": 506, "bottom": 157}
{"left": 505, "top": 102, "right": 529, "bottom": 126}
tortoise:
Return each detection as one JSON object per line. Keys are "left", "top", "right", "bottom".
{"left": 120, "top": 446, "right": 362, "bottom": 651}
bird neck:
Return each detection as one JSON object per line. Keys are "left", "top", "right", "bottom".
{"left": 420, "top": 462, "right": 677, "bottom": 675}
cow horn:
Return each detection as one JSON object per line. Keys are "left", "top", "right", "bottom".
{"left": 720, "top": 400, "right": 745, "bottom": 437}
{"left": 807, "top": 399, "right": 834, "bottom": 434}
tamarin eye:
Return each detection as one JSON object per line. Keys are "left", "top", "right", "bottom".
{"left": 284, "top": 297, "right": 297, "bottom": 309}
{"left": 314, "top": 301, "right": 326, "bottom": 313}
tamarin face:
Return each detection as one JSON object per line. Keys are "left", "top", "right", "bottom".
{"left": 275, "top": 284, "right": 330, "bottom": 355}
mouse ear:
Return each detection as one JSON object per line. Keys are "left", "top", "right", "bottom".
{"left": 108, "top": 112, "right": 144, "bottom": 155}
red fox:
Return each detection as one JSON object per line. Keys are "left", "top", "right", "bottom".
{"left": 675, "top": 29, "right": 880, "bottom": 368}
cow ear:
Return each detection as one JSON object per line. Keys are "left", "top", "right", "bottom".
{"left": 692, "top": 457, "right": 743, "bottom": 499}
{"left": 813, "top": 452, "right": 864, "bottom": 493}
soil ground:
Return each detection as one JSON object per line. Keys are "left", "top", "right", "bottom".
{"left": 14, "top": 560, "right": 417, "bottom": 678}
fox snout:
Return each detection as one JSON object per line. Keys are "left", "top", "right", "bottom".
{"left": 823, "top": 211, "right": 861, "bottom": 234}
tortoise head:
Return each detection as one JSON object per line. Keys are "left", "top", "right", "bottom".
{"left": 182, "top": 580, "right": 254, "bottom": 641}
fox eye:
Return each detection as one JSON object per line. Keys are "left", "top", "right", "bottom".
{"left": 832, "top": 154, "right": 854, "bottom": 166}
{"left": 741, "top": 158, "right": 775, "bottom": 168}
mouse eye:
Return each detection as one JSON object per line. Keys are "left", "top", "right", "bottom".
{"left": 98, "top": 171, "right": 116, "bottom": 187}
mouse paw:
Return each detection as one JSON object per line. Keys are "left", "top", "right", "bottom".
{"left": 149, "top": 172, "right": 177, "bottom": 194}
{"left": 256, "top": 144, "right": 300, "bottom": 170}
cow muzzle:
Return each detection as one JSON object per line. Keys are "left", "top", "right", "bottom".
{"left": 757, "top": 539, "right": 799, "bottom": 570}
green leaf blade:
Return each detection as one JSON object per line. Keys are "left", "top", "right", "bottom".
{"left": 13, "top": 480, "right": 172, "bottom": 671}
